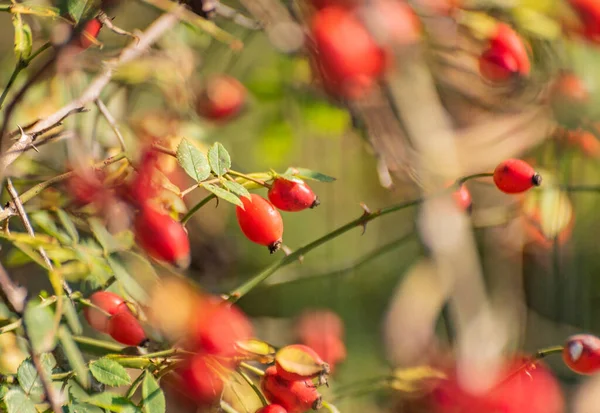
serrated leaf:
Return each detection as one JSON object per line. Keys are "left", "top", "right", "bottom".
{"left": 67, "top": 402, "right": 106, "bottom": 413}
{"left": 58, "top": 0, "right": 99, "bottom": 23}
{"left": 207, "top": 142, "right": 231, "bottom": 176}
{"left": 58, "top": 326, "right": 90, "bottom": 389}
{"left": 176, "top": 139, "right": 211, "bottom": 182}
{"left": 222, "top": 180, "right": 251, "bottom": 199}
{"left": 89, "top": 358, "right": 131, "bottom": 387}
{"left": 283, "top": 167, "right": 336, "bottom": 183}
{"left": 23, "top": 300, "right": 56, "bottom": 354}
{"left": 201, "top": 183, "right": 242, "bottom": 207}
{"left": 142, "top": 372, "right": 165, "bottom": 413}
{"left": 83, "top": 391, "right": 141, "bottom": 413}
{"left": 12, "top": 16, "right": 32, "bottom": 62}
{"left": 4, "top": 388, "right": 37, "bottom": 413}
{"left": 56, "top": 209, "right": 79, "bottom": 244}
{"left": 16, "top": 360, "right": 45, "bottom": 403}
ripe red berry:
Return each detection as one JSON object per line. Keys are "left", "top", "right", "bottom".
{"left": 128, "top": 149, "right": 162, "bottom": 207}
{"left": 257, "top": 405, "right": 288, "bottom": 413}
{"left": 236, "top": 194, "right": 283, "bottom": 253}
{"left": 83, "top": 291, "right": 127, "bottom": 333}
{"left": 275, "top": 344, "right": 330, "bottom": 382}
{"left": 261, "top": 366, "right": 322, "bottom": 413}
{"left": 295, "top": 309, "right": 344, "bottom": 341}
{"left": 301, "top": 334, "right": 347, "bottom": 375}
{"left": 479, "top": 24, "right": 529, "bottom": 82}
{"left": 452, "top": 185, "right": 472, "bottom": 212}
{"left": 193, "top": 298, "right": 254, "bottom": 357}
{"left": 568, "top": 0, "right": 600, "bottom": 41}
{"left": 134, "top": 205, "right": 191, "bottom": 268}
{"left": 67, "top": 170, "right": 108, "bottom": 207}
{"left": 107, "top": 308, "right": 148, "bottom": 346}
{"left": 562, "top": 334, "right": 600, "bottom": 374}
{"left": 268, "top": 178, "right": 319, "bottom": 212}
{"left": 78, "top": 19, "right": 102, "bottom": 49}
{"left": 178, "top": 354, "right": 225, "bottom": 405}
{"left": 311, "top": 6, "right": 386, "bottom": 98}
{"left": 196, "top": 75, "right": 246, "bottom": 121}
{"left": 493, "top": 159, "right": 541, "bottom": 194}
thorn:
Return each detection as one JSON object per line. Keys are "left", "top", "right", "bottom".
{"left": 30, "top": 143, "right": 39, "bottom": 153}
{"left": 359, "top": 202, "right": 371, "bottom": 235}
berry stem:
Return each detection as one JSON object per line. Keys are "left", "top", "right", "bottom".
{"left": 181, "top": 194, "right": 217, "bottom": 224}
{"left": 227, "top": 170, "right": 271, "bottom": 188}
{"left": 534, "top": 345, "right": 564, "bottom": 359}
{"left": 322, "top": 401, "right": 341, "bottom": 413}
{"left": 239, "top": 361, "right": 266, "bottom": 376}
{"left": 237, "top": 367, "right": 269, "bottom": 406}
{"left": 456, "top": 172, "right": 494, "bottom": 184}
{"left": 72, "top": 335, "right": 126, "bottom": 354}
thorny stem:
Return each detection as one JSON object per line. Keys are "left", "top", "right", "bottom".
{"left": 181, "top": 194, "right": 216, "bottom": 225}
{"left": 95, "top": 99, "right": 127, "bottom": 151}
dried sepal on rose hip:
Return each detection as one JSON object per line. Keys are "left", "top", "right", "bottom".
{"left": 493, "top": 159, "right": 541, "bottom": 194}
{"left": 133, "top": 204, "right": 191, "bottom": 268}
{"left": 562, "top": 334, "right": 600, "bottom": 375}
{"left": 268, "top": 177, "right": 319, "bottom": 212}
{"left": 83, "top": 291, "right": 127, "bottom": 333}
{"left": 261, "top": 366, "right": 323, "bottom": 413}
{"left": 107, "top": 307, "right": 148, "bottom": 347}
{"left": 236, "top": 194, "right": 284, "bottom": 253}
{"left": 275, "top": 344, "right": 330, "bottom": 385}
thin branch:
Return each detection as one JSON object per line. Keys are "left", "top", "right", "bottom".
{"left": 95, "top": 99, "right": 127, "bottom": 151}
{"left": 97, "top": 11, "right": 139, "bottom": 42}
{"left": 0, "top": 263, "right": 26, "bottom": 314}
{"left": 215, "top": 2, "right": 261, "bottom": 30}
{"left": 151, "top": 142, "right": 177, "bottom": 157}
{"left": 0, "top": 8, "right": 185, "bottom": 180}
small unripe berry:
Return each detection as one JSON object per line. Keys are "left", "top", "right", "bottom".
{"left": 562, "top": 334, "right": 600, "bottom": 375}
{"left": 236, "top": 194, "right": 284, "bottom": 253}
{"left": 196, "top": 75, "right": 246, "bottom": 121}
{"left": 257, "top": 405, "right": 288, "bottom": 413}
{"left": 78, "top": 19, "right": 102, "bottom": 49}
{"left": 261, "top": 366, "right": 322, "bottom": 413}
{"left": 178, "top": 354, "right": 225, "bottom": 404}
{"left": 268, "top": 178, "right": 319, "bottom": 212}
{"left": 311, "top": 6, "right": 386, "bottom": 98}
{"left": 134, "top": 205, "right": 191, "bottom": 268}
{"left": 83, "top": 291, "right": 127, "bottom": 333}
{"left": 493, "top": 159, "right": 541, "bottom": 194}
{"left": 107, "top": 308, "right": 148, "bottom": 346}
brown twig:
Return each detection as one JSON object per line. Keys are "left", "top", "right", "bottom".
{"left": 0, "top": 8, "right": 185, "bottom": 180}
{"left": 95, "top": 99, "right": 127, "bottom": 151}
{"left": 97, "top": 11, "right": 140, "bottom": 42}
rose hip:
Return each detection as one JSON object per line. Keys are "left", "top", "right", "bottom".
{"left": 268, "top": 178, "right": 319, "bottom": 212}
{"left": 84, "top": 291, "right": 127, "bottom": 333}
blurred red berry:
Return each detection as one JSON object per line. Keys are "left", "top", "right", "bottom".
{"left": 178, "top": 354, "right": 225, "bottom": 405}
{"left": 67, "top": 170, "right": 108, "bottom": 206}
{"left": 479, "top": 24, "right": 529, "bottom": 82}
{"left": 568, "top": 0, "right": 600, "bottom": 41}
{"left": 493, "top": 159, "right": 541, "bottom": 194}
{"left": 128, "top": 149, "right": 162, "bottom": 207}
{"left": 77, "top": 18, "right": 102, "bottom": 49}
{"left": 261, "top": 366, "right": 322, "bottom": 413}
{"left": 196, "top": 75, "right": 246, "bottom": 121}
{"left": 236, "top": 194, "right": 284, "bottom": 253}
{"left": 563, "top": 334, "right": 600, "bottom": 374}
{"left": 296, "top": 309, "right": 344, "bottom": 340}
{"left": 311, "top": 6, "right": 386, "bottom": 98}
{"left": 361, "top": 0, "right": 421, "bottom": 46}
{"left": 433, "top": 357, "right": 564, "bottom": 413}
{"left": 452, "top": 185, "right": 472, "bottom": 212}
{"left": 257, "top": 405, "right": 288, "bottom": 413}
{"left": 302, "top": 334, "right": 346, "bottom": 374}
{"left": 84, "top": 291, "right": 127, "bottom": 334}
{"left": 107, "top": 308, "right": 147, "bottom": 346}
{"left": 134, "top": 205, "right": 191, "bottom": 268}
{"left": 268, "top": 178, "right": 319, "bottom": 212}
{"left": 193, "top": 297, "right": 253, "bottom": 358}
{"left": 553, "top": 72, "right": 590, "bottom": 104}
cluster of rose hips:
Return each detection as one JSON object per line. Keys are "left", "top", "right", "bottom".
{"left": 308, "top": 0, "right": 420, "bottom": 99}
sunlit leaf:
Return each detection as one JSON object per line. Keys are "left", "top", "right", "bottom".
{"left": 83, "top": 391, "right": 141, "bottom": 413}
{"left": 31, "top": 211, "right": 71, "bottom": 245}
{"left": 201, "top": 183, "right": 242, "bottom": 207}
{"left": 4, "top": 388, "right": 36, "bottom": 413}
{"left": 12, "top": 16, "right": 32, "bottom": 62}
{"left": 89, "top": 358, "right": 131, "bottom": 387}
{"left": 58, "top": 326, "right": 90, "bottom": 389}
{"left": 176, "top": 138, "right": 211, "bottom": 182}
{"left": 23, "top": 300, "right": 56, "bottom": 354}
{"left": 142, "top": 372, "right": 166, "bottom": 413}
{"left": 58, "top": 0, "right": 99, "bottom": 23}
{"left": 282, "top": 167, "right": 336, "bottom": 183}
{"left": 223, "top": 180, "right": 251, "bottom": 200}
{"left": 207, "top": 142, "right": 231, "bottom": 176}
{"left": 236, "top": 339, "right": 276, "bottom": 363}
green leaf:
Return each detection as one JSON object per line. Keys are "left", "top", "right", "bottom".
{"left": 513, "top": 8, "right": 561, "bottom": 40}
{"left": 222, "top": 180, "right": 251, "bottom": 200}
{"left": 176, "top": 139, "right": 211, "bottom": 182}
{"left": 207, "top": 142, "right": 231, "bottom": 176}
{"left": 107, "top": 257, "right": 149, "bottom": 304}
{"left": 282, "top": 167, "right": 336, "bottom": 183}
{"left": 58, "top": 326, "right": 90, "bottom": 389}
{"left": 12, "top": 16, "right": 32, "bottom": 62}
{"left": 31, "top": 211, "right": 72, "bottom": 245}
{"left": 142, "top": 373, "right": 165, "bottom": 413}
{"left": 58, "top": 0, "right": 100, "bottom": 23}
{"left": 23, "top": 300, "right": 56, "bottom": 354}
{"left": 66, "top": 402, "right": 106, "bottom": 413}
{"left": 83, "top": 391, "right": 141, "bottom": 413}
{"left": 56, "top": 209, "right": 79, "bottom": 244}
{"left": 63, "top": 296, "right": 83, "bottom": 335}
{"left": 89, "top": 358, "right": 131, "bottom": 387}
{"left": 4, "top": 388, "right": 37, "bottom": 413}
{"left": 201, "top": 183, "right": 242, "bottom": 207}
{"left": 16, "top": 355, "right": 55, "bottom": 403}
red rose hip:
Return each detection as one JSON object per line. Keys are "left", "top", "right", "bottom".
{"left": 196, "top": 75, "right": 246, "bottom": 121}
{"left": 562, "top": 334, "right": 600, "bottom": 374}
{"left": 493, "top": 159, "right": 541, "bottom": 194}
{"left": 236, "top": 194, "right": 283, "bottom": 253}
{"left": 257, "top": 405, "right": 288, "bottom": 413}
{"left": 134, "top": 205, "right": 191, "bottom": 268}
{"left": 178, "top": 354, "right": 225, "bottom": 404}
{"left": 107, "top": 308, "right": 148, "bottom": 346}
{"left": 261, "top": 366, "right": 322, "bottom": 413}
{"left": 83, "top": 291, "right": 127, "bottom": 333}
{"left": 268, "top": 178, "right": 319, "bottom": 212}
{"left": 479, "top": 23, "right": 530, "bottom": 82}
{"left": 275, "top": 344, "right": 330, "bottom": 382}
{"left": 78, "top": 18, "right": 102, "bottom": 49}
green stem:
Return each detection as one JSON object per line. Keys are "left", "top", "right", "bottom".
{"left": 534, "top": 345, "right": 564, "bottom": 358}
{"left": 562, "top": 185, "right": 600, "bottom": 193}
{"left": 0, "top": 4, "right": 12, "bottom": 11}
{"left": 321, "top": 401, "right": 341, "bottom": 413}
{"left": 227, "top": 170, "right": 271, "bottom": 188}
{"left": 181, "top": 194, "right": 216, "bottom": 225}
{"left": 330, "top": 382, "right": 390, "bottom": 402}
{"left": 72, "top": 335, "right": 125, "bottom": 354}
{"left": 0, "top": 319, "right": 22, "bottom": 334}
{"left": 239, "top": 362, "right": 265, "bottom": 376}
{"left": 51, "top": 371, "right": 75, "bottom": 381}
{"left": 457, "top": 172, "right": 494, "bottom": 184}
{"left": 227, "top": 198, "right": 422, "bottom": 302}
{"left": 237, "top": 368, "right": 268, "bottom": 406}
